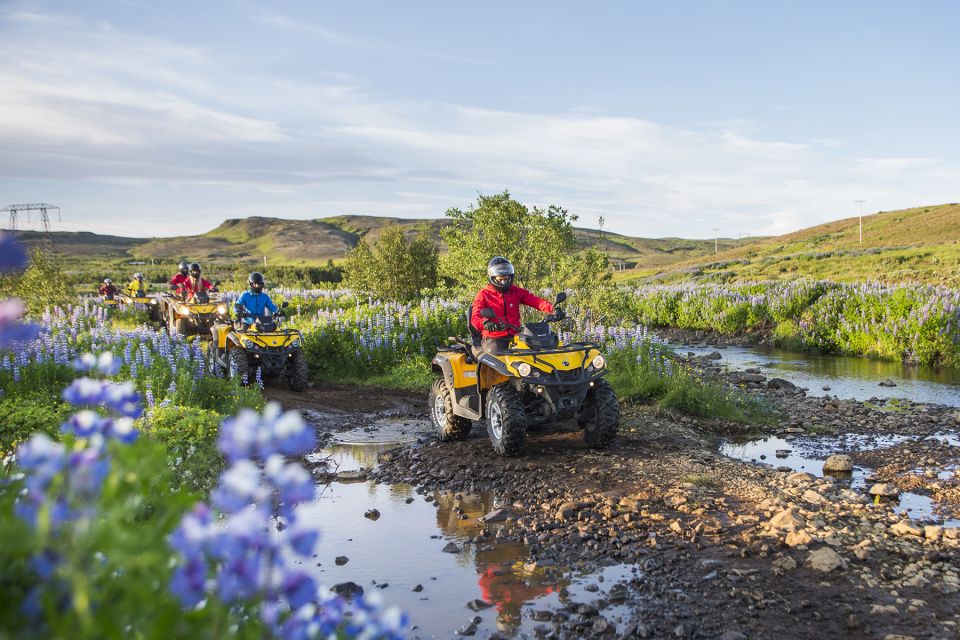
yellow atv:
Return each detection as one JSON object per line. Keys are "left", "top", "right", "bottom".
{"left": 161, "top": 288, "right": 229, "bottom": 338}
{"left": 119, "top": 289, "right": 162, "bottom": 322}
{"left": 207, "top": 302, "right": 309, "bottom": 391}
{"left": 429, "top": 292, "right": 619, "bottom": 456}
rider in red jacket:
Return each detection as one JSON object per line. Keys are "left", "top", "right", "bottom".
{"left": 471, "top": 256, "right": 554, "bottom": 353}
{"left": 169, "top": 261, "right": 190, "bottom": 296}
{"left": 181, "top": 263, "right": 215, "bottom": 302}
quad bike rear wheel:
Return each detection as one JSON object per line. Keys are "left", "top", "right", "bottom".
{"left": 428, "top": 380, "right": 472, "bottom": 441}
{"left": 580, "top": 379, "right": 619, "bottom": 448}
{"left": 486, "top": 384, "right": 526, "bottom": 456}
{"left": 288, "top": 350, "right": 309, "bottom": 392}
{"left": 206, "top": 344, "right": 226, "bottom": 377}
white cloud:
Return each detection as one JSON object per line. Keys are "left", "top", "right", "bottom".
{"left": 1, "top": 6, "right": 958, "bottom": 239}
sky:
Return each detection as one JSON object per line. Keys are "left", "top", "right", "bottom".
{"left": 1, "top": 0, "right": 958, "bottom": 239}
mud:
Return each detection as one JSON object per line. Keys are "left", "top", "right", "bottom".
{"left": 269, "top": 379, "right": 960, "bottom": 639}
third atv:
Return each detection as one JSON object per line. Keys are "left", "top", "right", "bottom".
{"left": 429, "top": 292, "right": 619, "bottom": 456}
{"left": 206, "top": 301, "right": 309, "bottom": 391}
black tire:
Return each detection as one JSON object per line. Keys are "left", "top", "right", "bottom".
{"left": 175, "top": 317, "right": 191, "bottom": 337}
{"left": 206, "top": 343, "right": 226, "bottom": 377}
{"left": 486, "top": 384, "right": 526, "bottom": 456}
{"left": 580, "top": 379, "right": 619, "bottom": 448}
{"left": 288, "top": 350, "right": 309, "bottom": 392}
{"left": 231, "top": 348, "right": 252, "bottom": 386}
{"left": 428, "top": 379, "right": 472, "bottom": 441}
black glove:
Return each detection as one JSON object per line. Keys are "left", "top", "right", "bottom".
{"left": 553, "top": 308, "right": 566, "bottom": 320}
{"left": 482, "top": 320, "right": 500, "bottom": 331}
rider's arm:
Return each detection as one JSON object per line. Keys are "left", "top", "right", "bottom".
{"left": 263, "top": 295, "right": 278, "bottom": 314}
{"left": 518, "top": 287, "right": 554, "bottom": 314}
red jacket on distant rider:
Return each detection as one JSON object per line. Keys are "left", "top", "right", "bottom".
{"left": 471, "top": 257, "right": 553, "bottom": 340}
{"left": 169, "top": 261, "right": 191, "bottom": 296}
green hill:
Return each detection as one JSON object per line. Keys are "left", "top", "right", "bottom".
{"left": 631, "top": 203, "right": 960, "bottom": 287}
{"left": 11, "top": 215, "right": 755, "bottom": 272}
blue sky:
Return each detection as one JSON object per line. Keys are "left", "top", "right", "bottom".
{"left": 1, "top": 1, "right": 957, "bottom": 239}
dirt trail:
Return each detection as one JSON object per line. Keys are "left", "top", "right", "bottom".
{"left": 268, "top": 383, "right": 960, "bottom": 640}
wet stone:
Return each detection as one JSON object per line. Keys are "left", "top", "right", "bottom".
{"left": 466, "top": 599, "right": 492, "bottom": 611}
{"left": 822, "top": 454, "right": 853, "bottom": 473}
{"left": 334, "top": 555, "right": 349, "bottom": 566}
{"left": 364, "top": 508, "right": 381, "bottom": 520}
{"left": 443, "top": 542, "right": 462, "bottom": 553}
{"left": 331, "top": 581, "right": 364, "bottom": 600}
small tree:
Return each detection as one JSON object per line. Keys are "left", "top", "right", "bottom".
{"left": 6, "top": 248, "right": 70, "bottom": 314}
{"left": 439, "top": 191, "right": 610, "bottom": 295}
{"left": 343, "top": 225, "right": 438, "bottom": 301}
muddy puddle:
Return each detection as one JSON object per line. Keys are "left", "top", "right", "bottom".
{"left": 676, "top": 343, "right": 960, "bottom": 407}
{"left": 295, "top": 436, "right": 635, "bottom": 637}
{"left": 721, "top": 434, "right": 960, "bottom": 527}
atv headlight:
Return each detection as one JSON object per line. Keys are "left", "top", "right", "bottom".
{"left": 517, "top": 362, "right": 531, "bottom": 377}
{"left": 217, "top": 304, "right": 227, "bottom": 315}
{"left": 592, "top": 354, "right": 606, "bottom": 369}
{"left": 241, "top": 339, "right": 254, "bottom": 348}
{"left": 290, "top": 338, "right": 301, "bottom": 348}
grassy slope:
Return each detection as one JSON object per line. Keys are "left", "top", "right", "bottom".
{"left": 628, "top": 203, "right": 960, "bottom": 287}
{"left": 13, "top": 215, "right": 747, "bottom": 270}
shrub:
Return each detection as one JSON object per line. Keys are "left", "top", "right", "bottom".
{"left": 138, "top": 405, "right": 224, "bottom": 494}
{"left": 0, "top": 397, "right": 72, "bottom": 457}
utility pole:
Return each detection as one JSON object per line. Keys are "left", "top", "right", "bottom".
{"left": 3, "top": 202, "right": 61, "bottom": 232}
{"left": 712, "top": 228, "right": 720, "bottom": 254}
{"left": 854, "top": 200, "right": 866, "bottom": 244}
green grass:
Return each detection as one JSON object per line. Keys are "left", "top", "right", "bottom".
{"left": 314, "top": 356, "right": 435, "bottom": 392}
{"left": 605, "top": 344, "right": 774, "bottom": 423}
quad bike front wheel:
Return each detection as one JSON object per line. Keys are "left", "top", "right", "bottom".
{"left": 231, "top": 348, "right": 254, "bottom": 386}
{"left": 486, "top": 384, "right": 526, "bottom": 456}
{"left": 428, "top": 380, "right": 472, "bottom": 441}
{"left": 580, "top": 379, "right": 619, "bottom": 448}
{"left": 288, "top": 350, "right": 309, "bottom": 392}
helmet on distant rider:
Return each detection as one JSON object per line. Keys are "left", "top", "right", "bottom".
{"left": 189, "top": 263, "right": 201, "bottom": 278}
{"left": 248, "top": 271, "right": 265, "bottom": 293}
{"left": 104, "top": 278, "right": 113, "bottom": 285}
{"left": 133, "top": 273, "right": 143, "bottom": 280}
{"left": 178, "top": 261, "right": 189, "bottom": 275}
{"left": 487, "top": 256, "right": 514, "bottom": 293}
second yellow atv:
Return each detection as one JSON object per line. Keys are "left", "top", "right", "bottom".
{"left": 161, "top": 289, "right": 230, "bottom": 338}
{"left": 206, "top": 302, "right": 309, "bottom": 391}
{"left": 119, "top": 289, "right": 162, "bottom": 322}
{"left": 429, "top": 292, "right": 619, "bottom": 456}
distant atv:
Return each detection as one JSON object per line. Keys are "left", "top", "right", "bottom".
{"left": 429, "top": 292, "right": 619, "bottom": 456}
{"left": 119, "top": 290, "right": 162, "bottom": 322}
{"left": 207, "top": 302, "right": 308, "bottom": 391}
{"left": 160, "top": 288, "right": 228, "bottom": 337}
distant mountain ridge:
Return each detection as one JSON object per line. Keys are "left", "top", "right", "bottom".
{"left": 9, "top": 214, "right": 755, "bottom": 270}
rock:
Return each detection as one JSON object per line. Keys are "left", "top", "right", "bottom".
{"left": 331, "top": 581, "right": 364, "bottom": 600}
{"left": 556, "top": 501, "right": 578, "bottom": 521}
{"left": 802, "top": 489, "right": 825, "bottom": 505}
{"left": 718, "top": 633, "right": 748, "bottom": 640}
{"left": 592, "top": 618, "right": 610, "bottom": 634}
{"left": 878, "top": 379, "right": 898, "bottom": 387}
{"left": 735, "top": 373, "right": 766, "bottom": 383}
{"left": 881, "top": 635, "right": 915, "bottom": 640}
{"left": 412, "top": 584, "right": 423, "bottom": 592}
{"left": 805, "top": 547, "right": 846, "bottom": 572}
{"left": 767, "top": 378, "right": 797, "bottom": 390}
{"left": 943, "top": 528, "right": 959, "bottom": 540}
{"left": 772, "top": 555, "right": 797, "bottom": 571}
{"left": 769, "top": 509, "right": 806, "bottom": 532}
{"left": 786, "top": 471, "right": 814, "bottom": 484}
{"left": 336, "top": 469, "right": 368, "bottom": 482}
{"left": 456, "top": 620, "right": 478, "bottom": 636}
{"left": 785, "top": 530, "right": 813, "bottom": 547}
{"left": 364, "top": 509, "right": 381, "bottom": 520}
{"left": 822, "top": 454, "right": 853, "bottom": 473}
{"left": 890, "top": 520, "right": 923, "bottom": 537}
{"left": 466, "top": 598, "right": 492, "bottom": 611}
{"left": 869, "top": 483, "right": 900, "bottom": 497}
{"left": 924, "top": 525, "right": 943, "bottom": 540}
{"left": 706, "top": 351, "right": 723, "bottom": 360}
{"left": 443, "top": 542, "right": 462, "bottom": 553}
{"left": 335, "top": 555, "right": 349, "bottom": 566}
{"left": 775, "top": 449, "right": 791, "bottom": 458}
{"left": 479, "top": 508, "right": 512, "bottom": 523}
{"left": 673, "top": 622, "right": 687, "bottom": 637}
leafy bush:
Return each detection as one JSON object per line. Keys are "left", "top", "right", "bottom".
{"left": 139, "top": 405, "right": 224, "bottom": 493}
{"left": 0, "top": 397, "right": 72, "bottom": 457}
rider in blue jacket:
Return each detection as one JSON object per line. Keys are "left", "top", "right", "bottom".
{"left": 234, "top": 272, "right": 278, "bottom": 327}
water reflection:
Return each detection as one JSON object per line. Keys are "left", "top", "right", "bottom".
{"left": 676, "top": 343, "right": 960, "bottom": 407}
{"left": 432, "top": 491, "right": 567, "bottom": 631}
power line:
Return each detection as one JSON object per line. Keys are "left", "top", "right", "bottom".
{"left": 3, "top": 203, "right": 62, "bottom": 233}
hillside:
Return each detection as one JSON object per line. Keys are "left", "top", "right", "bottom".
{"left": 10, "top": 215, "right": 754, "bottom": 272}
{"left": 631, "top": 203, "right": 960, "bottom": 287}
